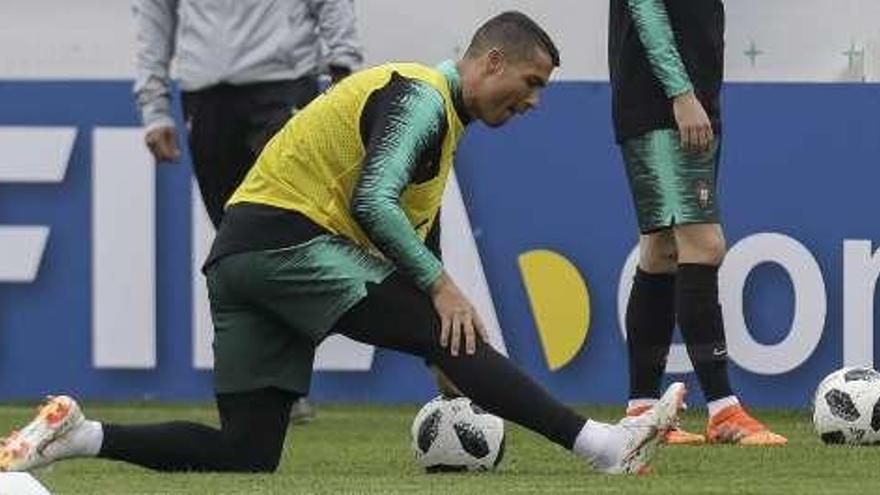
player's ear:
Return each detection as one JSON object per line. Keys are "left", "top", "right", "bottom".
{"left": 486, "top": 48, "right": 505, "bottom": 75}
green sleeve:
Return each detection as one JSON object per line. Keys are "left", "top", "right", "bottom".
{"left": 351, "top": 78, "right": 445, "bottom": 290}
{"left": 627, "top": 0, "right": 693, "bottom": 98}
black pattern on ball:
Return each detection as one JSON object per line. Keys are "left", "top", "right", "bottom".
{"left": 820, "top": 431, "right": 847, "bottom": 444}
{"left": 825, "top": 389, "right": 861, "bottom": 422}
{"left": 871, "top": 397, "right": 880, "bottom": 432}
{"left": 417, "top": 409, "right": 443, "bottom": 454}
{"left": 453, "top": 422, "right": 490, "bottom": 459}
{"left": 425, "top": 465, "right": 468, "bottom": 473}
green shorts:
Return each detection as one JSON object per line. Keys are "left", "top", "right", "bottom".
{"left": 621, "top": 128, "right": 721, "bottom": 234}
{"left": 205, "top": 235, "right": 394, "bottom": 395}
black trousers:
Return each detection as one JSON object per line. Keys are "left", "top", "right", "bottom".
{"left": 182, "top": 77, "right": 320, "bottom": 228}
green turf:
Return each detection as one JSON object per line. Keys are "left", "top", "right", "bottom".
{"left": 3, "top": 402, "right": 880, "bottom": 494}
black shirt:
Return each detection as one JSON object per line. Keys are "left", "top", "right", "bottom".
{"left": 608, "top": 0, "right": 725, "bottom": 142}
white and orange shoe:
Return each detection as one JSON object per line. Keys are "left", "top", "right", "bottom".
{"left": 705, "top": 404, "right": 787, "bottom": 446}
{"left": 627, "top": 404, "right": 706, "bottom": 445}
{"left": 0, "top": 396, "right": 86, "bottom": 472}
{"left": 595, "top": 382, "right": 687, "bottom": 475}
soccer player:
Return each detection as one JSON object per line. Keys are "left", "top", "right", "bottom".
{"left": 133, "top": 0, "right": 363, "bottom": 423}
{"left": 1, "top": 12, "right": 684, "bottom": 476}
{"left": 608, "top": 0, "right": 786, "bottom": 445}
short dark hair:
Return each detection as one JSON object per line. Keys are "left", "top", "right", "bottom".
{"left": 464, "top": 11, "right": 560, "bottom": 67}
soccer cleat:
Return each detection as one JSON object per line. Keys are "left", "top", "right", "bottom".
{"left": 597, "top": 382, "right": 686, "bottom": 475}
{"left": 0, "top": 396, "right": 84, "bottom": 472}
{"left": 627, "top": 404, "right": 705, "bottom": 445}
{"left": 705, "top": 404, "right": 787, "bottom": 446}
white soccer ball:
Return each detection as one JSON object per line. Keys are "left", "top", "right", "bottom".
{"left": 411, "top": 396, "right": 505, "bottom": 472}
{"left": 0, "top": 473, "right": 52, "bottom": 495}
{"left": 813, "top": 366, "right": 880, "bottom": 445}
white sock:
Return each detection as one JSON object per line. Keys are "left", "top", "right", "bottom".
{"left": 626, "top": 398, "right": 657, "bottom": 412}
{"left": 571, "top": 419, "right": 622, "bottom": 467}
{"left": 78, "top": 420, "right": 104, "bottom": 456}
{"left": 44, "top": 420, "right": 103, "bottom": 459}
{"left": 707, "top": 396, "right": 739, "bottom": 418}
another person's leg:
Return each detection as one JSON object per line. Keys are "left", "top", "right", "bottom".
{"left": 624, "top": 231, "right": 706, "bottom": 443}
{"left": 336, "top": 273, "right": 685, "bottom": 474}
{"left": 619, "top": 129, "right": 705, "bottom": 444}
{"left": 182, "top": 86, "right": 247, "bottom": 228}
{"left": 626, "top": 230, "right": 677, "bottom": 407}
{"left": 673, "top": 222, "right": 732, "bottom": 409}
{"left": 622, "top": 129, "right": 784, "bottom": 445}
{"left": 674, "top": 223, "right": 785, "bottom": 445}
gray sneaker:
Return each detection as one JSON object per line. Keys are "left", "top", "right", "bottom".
{"left": 289, "top": 397, "right": 316, "bottom": 424}
{"left": 0, "top": 396, "right": 85, "bottom": 472}
{"left": 594, "top": 382, "right": 686, "bottom": 475}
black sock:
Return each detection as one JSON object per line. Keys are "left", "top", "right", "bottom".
{"left": 676, "top": 263, "right": 733, "bottom": 402}
{"left": 626, "top": 268, "right": 676, "bottom": 400}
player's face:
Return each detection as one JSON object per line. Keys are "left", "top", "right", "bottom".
{"left": 476, "top": 47, "right": 554, "bottom": 128}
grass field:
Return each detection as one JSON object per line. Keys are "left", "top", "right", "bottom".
{"left": 3, "top": 402, "right": 880, "bottom": 494}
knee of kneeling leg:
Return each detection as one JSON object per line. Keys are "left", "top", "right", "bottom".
{"left": 245, "top": 457, "right": 281, "bottom": 473}
{"left": 232, "top": 448, "right": 282, "bottom": 473}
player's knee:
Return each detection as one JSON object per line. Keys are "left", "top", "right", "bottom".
{"left": 684, "top": 235, "right": 726, "bottom": 265}
{"left": 639, "top": 244, "right": 678, "bottom": 272}
{"left": 234, "top": 449, "right": 282, "bottom": 473}
{"left": 702, "top": 237, "right": 726, "bottom": 265}
{"left": 675, "top": 225, "right": 726, "bottom": 265}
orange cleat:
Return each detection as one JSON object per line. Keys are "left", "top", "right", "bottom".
{"left": 627, "top": 404, "right": 706, "bottom": 445}
{"left": 706, "top": 404, "right": 787, "bottom": 446}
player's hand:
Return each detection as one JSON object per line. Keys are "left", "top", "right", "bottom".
{"left": 672, "top": 91, "right": 713, "bottom": 152}
{"left": 145, "top": 125, "right": 181, "bottom": 163}
{"left": 429, "top": 272, "right": 490, "bottom": 357}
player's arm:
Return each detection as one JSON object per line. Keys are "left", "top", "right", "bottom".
{"left": 351, "top": 79, "right": 445, "bottom": 290}
{"left": 351, "top": 79, "right": 488, "bottom": 355}
{"left": 309, "top": 0, "right": 363, "bottom": 82}
{"left": 132, "top": 0, "right": 180, "bottom": 162}
{"left": 627, "top": 0, "right": 713, "bottom": 151}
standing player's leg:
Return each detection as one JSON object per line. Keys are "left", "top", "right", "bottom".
{"left": 624, "top": 231, "right": 707, "bottom": 442}
{"left": 623, "top": 128, "right": 785, "bottom": 445}
{"left": 182, "top": 86, "right": 247, "bottom": 228}
{"left": 674, "top": 223, "right": 785, "bottom": 445}
{"left": 620, "top": 130, "right": 706, "bottom": 444}
{"left": 335, "top": 273, "right": 686, "bottom": 474}
{"left": 625, "top": 231, "right": 676, "bottom": 406}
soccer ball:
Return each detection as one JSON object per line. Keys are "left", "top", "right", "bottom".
{"left": 813, "top": 366, "right": 880, "bottom": 445}
{"left": 411, "top": 396, "right": 505, "bottom": 472}
{"left": 0, "top": 473, "right": 52, "bottom": 495}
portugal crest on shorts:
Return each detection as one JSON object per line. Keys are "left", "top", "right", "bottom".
{"left": 695, "top": 180, "right": 712, "bottom": 209}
